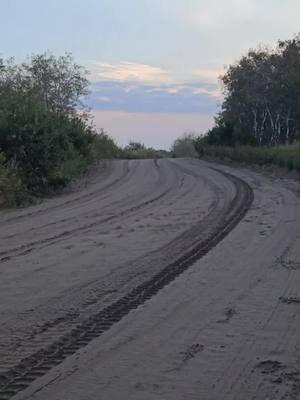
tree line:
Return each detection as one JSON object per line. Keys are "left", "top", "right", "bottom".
{"left": 198, "top": 34, "right": 300, "bottom": 147}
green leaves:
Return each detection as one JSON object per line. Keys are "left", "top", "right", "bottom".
{"left": 0, "top": 53, "right": 97, "bottom": 199}
{"left": 208, "top": 34, "right": 300, "bottom": 146}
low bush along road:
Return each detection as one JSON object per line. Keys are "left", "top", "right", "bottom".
{"left": 0, "top": 158, "right": 299, "bottom": 400}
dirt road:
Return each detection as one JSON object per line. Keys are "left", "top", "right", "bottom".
{"left": 0, "top": 159, "right": 299, "bottom": 400}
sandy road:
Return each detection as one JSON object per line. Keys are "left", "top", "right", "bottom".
{"left": 0, "top": 159, "right": 299, "bottom": 399}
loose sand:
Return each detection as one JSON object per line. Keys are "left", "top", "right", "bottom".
{"left": 0, "top": 159, "right": 299, "bottom": 400}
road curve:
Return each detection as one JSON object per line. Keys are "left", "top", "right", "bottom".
{"left": 0, "top": 159, "right": 299, "bottom": 400}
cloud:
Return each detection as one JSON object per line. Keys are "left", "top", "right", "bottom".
{"left": 191, "top": 86, "right": 222, "bottom": 99}
{"left": 86, "top": 61, "right": 224, "bottom": 116}
{"left": 147, "top": 86, "right": 184, "bottom": 94}
{"left": 147, "top": 82, "right": 223, "bottom": 99}
{"left": 86, "top": 81, "right": 220, "bottom": 114}
{"left": 92, "top": 61, "right": 171, "bottom": 85}
{"left": 88, "top": 59, "right": 225, "bottom": 93}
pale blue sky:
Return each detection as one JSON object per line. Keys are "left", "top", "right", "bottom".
{"left": 1, "top": 0, "right": 300, "bottom": 148}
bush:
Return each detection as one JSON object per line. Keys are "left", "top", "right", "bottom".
{"left": 172, "top": 133, "right": 197, "bottom": 158}
{"left": 0, "top": 53, "right": 112, "bottom": 204}
{"left": 0, "top": 154, "right": 24, "bottom": 206}
{"left": 91, "top": 130, "right": 121, "bottom": 160}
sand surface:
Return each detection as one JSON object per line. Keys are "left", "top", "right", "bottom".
{"left": 0, "top": 159, "right": 299, "bottom": 399}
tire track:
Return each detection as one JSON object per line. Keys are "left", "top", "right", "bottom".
{"left": 0, "top": 187, "right": 171, "bottom": 262}
{"left": 0, "top": 160, "right": 130, "bottom": 225}
{"left": 0, "top": 168, "right": 253, "bottom": 399}
{"left": 0, "top": 159, "right": 213, "bottom": 368}
{"left": 0, "top": 160, "right": 174, "bottom": 262}
{"left": 0, "top": 160, "right": 143, "bottom": 242}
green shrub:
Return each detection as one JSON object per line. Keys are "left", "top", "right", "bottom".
{"left": 0, "top": 54, "right": 111, "bottom": 204}
{"left": 91, "top": 130, "right": 120, "bottom": 160}
{"left": 0, "top": 154, "right": 24, "bottom": 206}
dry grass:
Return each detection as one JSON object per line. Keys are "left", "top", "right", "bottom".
{"left": 199, "top": 143, "right": 300, "bottom": 171}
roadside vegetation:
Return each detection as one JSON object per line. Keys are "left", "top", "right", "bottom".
{"left": 193, "top": 34, "right": 300, "bottom": 171}
{"left": 0, "top": 54, "right": 169, "bottom": 207}
{"left": 171, "top": 133, "right": 197, "bottom": 158}
{"left": 195, "top": 143, "right": 300, "bottom": 171}
{"left": 0, "top": 53, "right": 117, "bottom": 206}
{"left": 121, "top": 142, "right": 172, "bottom": 159}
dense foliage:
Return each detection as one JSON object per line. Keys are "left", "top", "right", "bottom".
{"left": 199, "top": 34, "right": 300, "bottom": 146}
{"left": 171, "top": 133, "right": 197, "bottom": 157}
{"left": 0, "top": 53, "right": 120, "bottom": 205}
{"left": 192, "top": 34, "right": 300, "bottom": 171}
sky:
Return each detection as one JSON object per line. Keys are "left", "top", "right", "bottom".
{"left": 1, "top": 0, "right": 300, "bottom": 149}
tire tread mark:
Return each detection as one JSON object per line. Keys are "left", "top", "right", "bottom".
{"left": 0, "top": 187, "right": 170, "bottom": 262}
{"left": 0, "top": 168, "right": 253, "bottom": 400}
{"left": 0, "top": 160, "right": 130, "bottom": 225}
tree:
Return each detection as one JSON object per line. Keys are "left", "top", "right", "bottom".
{"left": 124, "top": 142, "right": 146, "bottom": 152}
{"left": 0, "top": 54, "right": 94, "bottom": 193}
{"left": 172, "top": 133, "right": 197, "bottom": 157}
{"left": 209, "top": 34, "right": 300, "bottom": 146}
{"left": 24, "top": 53, "right": 89, "bottom": 115}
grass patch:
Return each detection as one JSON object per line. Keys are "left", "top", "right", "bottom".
{"left": 197, "top": 143, "right": 300, "bottom": 172}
